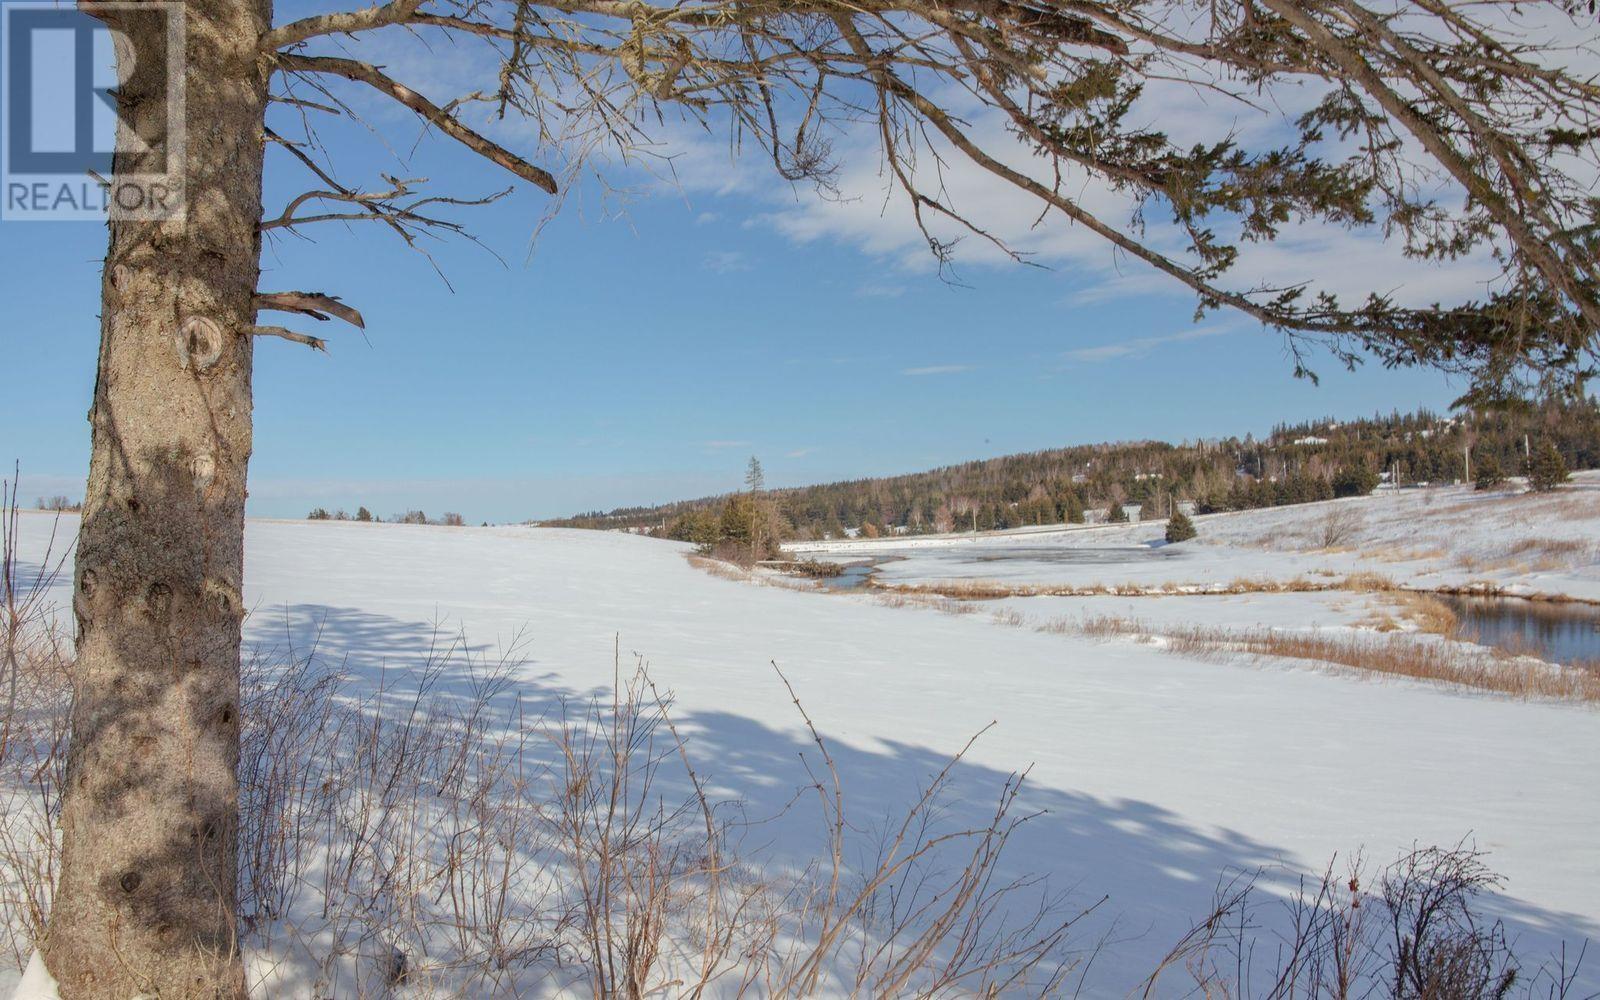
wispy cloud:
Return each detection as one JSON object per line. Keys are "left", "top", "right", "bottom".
{"left": 901, "top": 364, "right": 973, "bottom": 376}
{"left": 1061, "top": 325, "right": 1235, "bottom": 364}
{"left": 785, "top": 447, "right": 817, "bottom": 458}
{"left": 702, "top": 250, "right": 751, "bottom": 273}
{"left": 694, "top": 211, "right": 720, "bottom": 225}
{"left": 701, "top": 439, "right": 750, "bottom": 450}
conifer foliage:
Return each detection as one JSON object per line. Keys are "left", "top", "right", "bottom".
{"left": 1526, "top": 443, "right": 1571, "bottom": 493}
{"left": 1473, "top": 455, "right": 1506, "bottom": 492}
{"left": 1165, "top": 510, "right": 1198, "bottom": 544}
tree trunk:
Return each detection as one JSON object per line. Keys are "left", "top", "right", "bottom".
{"left": 43, "top": 0, "right": 270, "bottom": 994}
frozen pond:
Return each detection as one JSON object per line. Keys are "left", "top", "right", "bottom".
{"left": 817, "top": 544, "right": 1184, "bottom": 589}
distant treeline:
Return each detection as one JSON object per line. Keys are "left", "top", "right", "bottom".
{"left": 545, "top": 398, "right": 1600, "bottom": 541}
{"left": 307, "top": 507, "right": 468, "bottom": 526}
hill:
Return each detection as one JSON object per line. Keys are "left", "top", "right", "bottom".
{"left": 545, "top": 398, "right": 1600, "bottom": 540}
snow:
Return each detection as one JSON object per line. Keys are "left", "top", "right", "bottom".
{"left": 5, "top": 953, "right": 58, "bottom": 1000}
{"left": 789, "top": 472, "right": 1600, "bottom": 602}
{"left": 5, "top": 486, "right": 1600, "bottom": 995}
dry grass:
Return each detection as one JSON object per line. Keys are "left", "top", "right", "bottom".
{"left": 1341, "top": 571, "right": 1399, "bottom": 592}
{"left": 688, "top": 553, "right": 818, "bottom": 593}
{"left": 1363, "top": 544, "right": 1449, "bottom": 564}
{"left": 989, "top": 608, "right": 1027, "bottom": 628}
{"left": 688, "top": 552, "right": 753, "bottom": 582}
{"left": 1394, "top": 593, "right": 1459, "bottom": 636}
{"left": 871, "top": 573, "right": 1398, "bottom": 601}
{"left": 1049, "top": 616, "right": 1600, "bottom": 703}
{"left": 1457, "top": 536, "right": 1600, "bottom": 575}
{"left": 870, "top": 589, "right": 979, "bottom": 616}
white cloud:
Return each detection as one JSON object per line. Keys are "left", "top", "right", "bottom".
{"left": 901, "top": 364, "right": 973, "bottom": 376}
{"left": 702, "top": 250, "right": 752, "bottom": 273}
{"left": 659, "top": 76, "right": 1504, "bottom": 319}
{"left": 785, "top": 447, "right": 817, "bottom": 458}
{"left": 1061, "top": 325, "right": 1237, "bottom": 364}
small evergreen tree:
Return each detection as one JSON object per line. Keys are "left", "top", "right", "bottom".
{"left": 307, "top": 507, "right": 330, "bottom": 520}
{"left": 667, "top": 509, "right": 721, "bottom": 550}
{"left": 1525, "top": 442, "right": 1570, "bottom": 492}
{"left": 1332, "top": 466, "right": 1380, "bottom": 497}
{"left": 1165, "top": 509, "right": 1197, "bottom": 543}
{"left": 356, "top": 506, "right": 373, "bottom": 522}
{"left": 1473, "top": 454, "right": 1505, "bottom": 491}
{"left": 719, "top": 495, "right": 753, "bottom": 543}
{"left": 1106, "top": 500, "right": 1129, "bottom": 523}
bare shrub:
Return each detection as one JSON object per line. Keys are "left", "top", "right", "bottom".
{"left": 3, "top": 599, "right": 1082, "bottom": 995}
{"left": 0, "top": 634, "right": 70, "bottom": 970}
{"left": 1320, "top": 506, "right": 1365, "bottom": 550}
{"left": 1150, "top": 844, "right": 1573, "bottom": 1000}
{"left": 708, "top": 538, "right": 759, "bottom": 568}
{"left": 0, "top": 471, "right": 71, "bottom": 968}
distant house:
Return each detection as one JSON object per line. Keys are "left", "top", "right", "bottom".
{"left": 1121, "top": 504, "right": 1143, "bottom": 521}
{"left": 1176, "top": 501, "right": 1198, "bottom": 517}
{"left": 1293, "top": 435, "right": 1329, "bottom": 446}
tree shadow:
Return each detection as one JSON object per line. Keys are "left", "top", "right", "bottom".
{"left": 247, "top": 601, "right": 1600, "bottom": 995}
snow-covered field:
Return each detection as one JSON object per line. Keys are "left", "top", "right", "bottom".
{"left": 4, "top": 479, "right": 1599, "bottom": 995}
{"left": 791, "top": 473, "right": 1600, "bottom": 603}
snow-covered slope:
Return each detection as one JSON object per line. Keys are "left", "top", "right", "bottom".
{"left": 792, "top": 473, "right": 1600, "bottom": 601}
{"left": 6, "top": 507, "right": 1599, "bottom": 995}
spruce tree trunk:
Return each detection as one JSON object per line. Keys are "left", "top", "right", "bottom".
{"left": 43, "top": 0, "right": 269, "bottom": 994}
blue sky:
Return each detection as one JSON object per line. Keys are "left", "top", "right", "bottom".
{"left": 0, "top": 15, "right": 1474, "bottom": 522}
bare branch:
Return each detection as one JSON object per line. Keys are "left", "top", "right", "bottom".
{"left": 255, "top": 291, "right": 366, "bottom": 329}
{"left": 275, "top": 53, "right": 559, "bottom": 194}
{"left": 252, "top": 0, "right": 1600, "bottom": 397}
{"left": 264, "top": 0, "right": 426, "bottom": 50}
{"left": 251, "top": 325, "right": 329, "bottom": 351}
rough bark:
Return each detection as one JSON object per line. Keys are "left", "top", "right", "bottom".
{"left": 41, "top": 0, "right": 271, "bottom": 994}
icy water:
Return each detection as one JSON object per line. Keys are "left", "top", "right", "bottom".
{"left": 816, "top": 562, "right": 879, "bottom": 591}
{"left": 965, "top": 545, "right": 1183, "bottom": 565}
{"left": 1440, "top": 595, "right": 1600, "bottom": 668}
{"left": 817, "top": 545, "right": 1180, "bottom": 590}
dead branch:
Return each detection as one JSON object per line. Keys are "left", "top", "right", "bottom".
{"left": 251, "top": 326, "right": 329, "bottom": 352}
{"left": 255, "top": 291, "right": 365, "bottom": 329}
{"left": 275, "top": 53, "right": 558, "bottom": 194}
